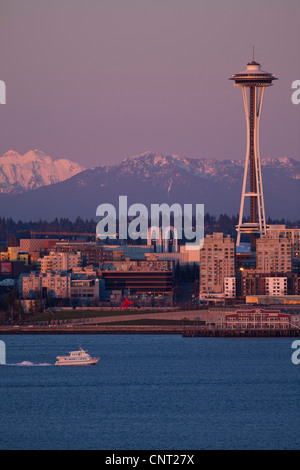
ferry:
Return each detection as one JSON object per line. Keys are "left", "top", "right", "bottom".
{"left": 55, "top": 348, "right": 100, "bottom": 366}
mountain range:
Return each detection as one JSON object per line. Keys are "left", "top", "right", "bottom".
{"left": 0, "top": 149, "right": 85, "bottom": 194}
{"left": 0, "top": 150, "right": 299, "bottom": 221}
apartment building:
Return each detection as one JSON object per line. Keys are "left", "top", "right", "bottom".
{"left": 224, "top": 277, "right": 236, "bottom": 298}
{"left": 240, "top": 269, "right": 299, "bottom": 297}
{"left": 19, "top": 272, "right": 71, "bottom": 299}
{"left": 267, "top": 225, "right": 300, "bottom": 260}
{"left": 53, "top": 242, "right": 113, "bottom": 265}
{"left": 199, "top": 233, "right": 235, "bottom": 298}
{"left": 19, "top": 273, "right": 41, "bottom": 298}
{"left": 256, "top": 236, "right": 292, "bottom": 274}
{"left": 265, "top": 277, "right": 287, "bottom": 296}
{"left": 38, "top": 251, "right": 81, "bottom": 273}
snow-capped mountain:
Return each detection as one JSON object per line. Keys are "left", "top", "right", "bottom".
{"left": 0, "top": 151, "right": 299, "bottom": 220}
{"left": 116, "top": 152, "right": 300, "bottom": 182}
{"left": 0, "top": 149, "right": 85, "bottom": 194}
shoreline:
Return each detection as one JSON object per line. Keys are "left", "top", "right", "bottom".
{"left": 0, "top": 325, "right": 299, "bottom": 337}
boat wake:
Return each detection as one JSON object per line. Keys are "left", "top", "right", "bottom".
{"left": 4, "top": 361, "right": 52, "bottom": 367}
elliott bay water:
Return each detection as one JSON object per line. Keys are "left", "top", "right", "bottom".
{"left": 0, "top": 334, "right": 299, "bottom": 450}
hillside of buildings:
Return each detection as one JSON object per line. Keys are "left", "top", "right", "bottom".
{"left": 0, "top": 224, "right": 299, "bottom": 327}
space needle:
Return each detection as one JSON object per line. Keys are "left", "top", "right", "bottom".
{"left": 230, "top": 49, "right": 277, "bottom": 249}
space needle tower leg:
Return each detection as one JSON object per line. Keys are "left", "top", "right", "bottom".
{"left": 236, "top": 86, "right": 251, "bottom": 247}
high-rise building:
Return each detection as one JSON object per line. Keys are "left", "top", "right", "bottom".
{"left": 199, "top": 233, "right": 235, "bottom": 298}
{"left": 256, "top": 236, "right": 292, "bottom": 274}
{"left": 267, "top": 226, "right": 300, "bottom": 260}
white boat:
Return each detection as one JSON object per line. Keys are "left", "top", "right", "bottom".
{"left": 55, "top": 348, "right": 100, "bottom": 366}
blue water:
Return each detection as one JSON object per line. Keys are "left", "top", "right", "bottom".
{"left": 0, "top": 335, "right": 299, "bottom": 450}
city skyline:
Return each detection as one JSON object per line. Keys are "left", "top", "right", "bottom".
{"left": 0, "top": 0, "right": 299, "bottom": 168}
{"left": 1, "top": 1, "right": 300, "bottom": 453}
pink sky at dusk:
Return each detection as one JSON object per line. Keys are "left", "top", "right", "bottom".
{"left": 0, "top": 0, "right": 299, "bottom": 168}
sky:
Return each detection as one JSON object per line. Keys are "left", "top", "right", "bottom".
{"left": 0, "top": 0, "right": 299, "bottom": 168}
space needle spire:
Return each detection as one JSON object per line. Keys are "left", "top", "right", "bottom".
{"left": 230, "top": 52, "right": 278, "bottom": 249}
